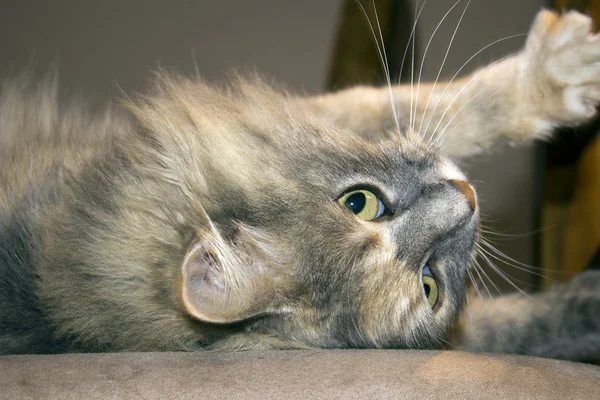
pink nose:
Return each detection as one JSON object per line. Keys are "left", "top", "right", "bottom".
{"left": 449, "top": 179, "right": 476, "bottom": 211}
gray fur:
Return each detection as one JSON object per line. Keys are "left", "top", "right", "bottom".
{"left": 0, "top": 74, "right": 476, "bottom": 354}
{"left": 461, "top": 270, "right": 600, "bottom": 363}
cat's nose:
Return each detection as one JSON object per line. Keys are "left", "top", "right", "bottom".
{"left": 449, "top": 179, "right": 476, "bottom": 212}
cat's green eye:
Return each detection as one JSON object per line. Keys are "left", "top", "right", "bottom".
{"left": 422, "top": 265, "right": 439, "bottom": 309}
{"left": 338, "top": 189, "right": 386, "bottom": 221}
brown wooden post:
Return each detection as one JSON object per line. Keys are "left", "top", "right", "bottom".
{"left": 541, "top": 0, "right": 600, "bottom": 284}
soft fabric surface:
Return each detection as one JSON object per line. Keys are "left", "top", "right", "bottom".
{"left": 2, "top": 350, "right": 599, "bottom": 399}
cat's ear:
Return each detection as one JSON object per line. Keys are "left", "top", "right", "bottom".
{"left": 178, "top": 232, "right": 277, "bottom": 324}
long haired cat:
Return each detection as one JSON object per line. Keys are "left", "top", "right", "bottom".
{"left": 0, "top": 9, "right": 599, "bottom": 356}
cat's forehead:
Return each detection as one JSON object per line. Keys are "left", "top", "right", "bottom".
{"left": 288, "top": 128, "right": 464, "bottom": 199}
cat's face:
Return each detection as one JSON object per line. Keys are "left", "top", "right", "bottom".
{"left": 152, "top": 79, "right": 480, "bottom": 350}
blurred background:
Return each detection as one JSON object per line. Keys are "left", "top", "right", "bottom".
{"left": 1, "top": 0, "right": 597, "bottom": 293}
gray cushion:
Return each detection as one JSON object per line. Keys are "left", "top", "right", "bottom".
{"left": 2, "top": 350, "right": 599, "bottom": 399}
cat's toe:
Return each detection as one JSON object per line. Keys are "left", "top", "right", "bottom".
{"left": 526, "top": 9, "right": 593, "bottom": 52}
{"left": 540, "top": 11, "right": 598, "bottom": 78}
{"left": 548, "top": 10, "right": 594, "bottom": 50}
{"left": 564, "top": 86, "right": 600, "bottom": 118}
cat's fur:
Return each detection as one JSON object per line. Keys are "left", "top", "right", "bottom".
{"left": 0, "top": 10, "right": 599, "bottom": 355}
{"left": 461, "top": 270, "right": 600, "bottom": 363}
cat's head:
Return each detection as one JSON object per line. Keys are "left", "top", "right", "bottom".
{"left": 125, "top": 76, "right": 479, "bottom": 350}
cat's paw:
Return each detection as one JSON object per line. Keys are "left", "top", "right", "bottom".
{"left": 523, "top": 10, "right": 600, "bottom": 124}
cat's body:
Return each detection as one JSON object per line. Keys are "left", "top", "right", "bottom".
{"left": 0, "top": 10, "right": 599, "bottom": 356}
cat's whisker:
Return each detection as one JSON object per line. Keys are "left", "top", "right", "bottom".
{"left": 479, "top": 226, "right": 547, "bottom": 239}
{"left": 371, "top": 0, "right": 403, "bottom": 138}
{"left": 409, "top": 0, "right": 422, "bottom": 133}
{"left": 466, "top": 269, "right": 482, "bottom": 306}
{"left": 467, "top": 263, "right": 493, "bottom": 311}
{"left": 476, "top": 249, "right": 544, "bottom": 305}
{"left": 472, "top": 260, "right": 535, "bottom": 352}
{"left": 478, "top": 239, "right": 569, "bottom": 283}
{"left": 478, "top": 238, "right": 545, "bottom": 273}
{"left": 355, "top": 0, "right": 401, "bottom": 137}
{"left": 413, "top": 0, "right": 465, "bottom": 134}
{"left": 471, "top": 259, "right": 539, "bottom": 353}
{"left": 471, "top": 257, "right": 499, "bottom": 298}
{"left": 472, "top": 259, "right": 523, "bottom": 352}
{"left": 397, "top": 0, "right": 427, "bottom": 133}
{"left": 477, "top": 247, "right": 534, "bottom": 289}
{"left": 466, "top": 267, "right": 512, "bottom": 349}
{"left": 479, "top": 231, "right": 575, "bottom": 275}
{"left": 435, "top": 331, "right": 454, "bottom": 349}
{"left": 459, "top": 283, "right": 486, "bottom": 350}
{"left": 422, "top": 33, "right": 526, "bottom": 141}
{"left": 418, "top": 0, "right": 471, "bottom": 136}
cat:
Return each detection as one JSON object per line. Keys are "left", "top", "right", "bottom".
{"left": 0, "top": 9, "right": 599, "bottom": 356}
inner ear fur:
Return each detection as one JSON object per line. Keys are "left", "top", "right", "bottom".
{"left": 178, "top": 230, "right": 284, "bottom": 324}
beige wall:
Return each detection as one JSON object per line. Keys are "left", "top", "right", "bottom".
{"left": 0, "top": 1, "right": 343, "bottom": 98}
{"left": 1, "top": 0, "right": 547, "bottom": 292}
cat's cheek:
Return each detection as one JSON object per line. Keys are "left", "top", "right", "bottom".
{"left": 357, "top": 263, "right": 430, "bottom": 347}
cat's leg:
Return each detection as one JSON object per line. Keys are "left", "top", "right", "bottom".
{"left": 304, "top": 10, "right": 600, "bottom": 159}
{"left": 459, "top": 270, "right": 600, "bottom": 363}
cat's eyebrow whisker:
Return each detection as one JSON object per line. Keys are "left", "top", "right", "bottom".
{"left": 413, "top": 0, "right": 465, "bottom": 134}
{"left": 418, "top": 0, "right": 471, "bottom": 137}
{"left": 409, "top": 0, "right": 425, "bottom": 134}
{"left": 371, "top": 0, "right": 403, "bottom": 139}
{"left": 422, "top": 33, "right": 526, "bottom": 141}
{"left": 428, "top": 85, "right": 502, "bottom": 150}
{"left": 355, "top": 0, "right": 401, "bottom": 138}
{"left": 431, "top": 71, "right": 523, "bottom": 147}
{"left": 429, "top": 68, "right": 525, "bottom": 148}
{"left": 397, "top": 0, "right": 427, "bottom": 133}
{"left": 426, "top": 55, "right": 517, "bottom": 147}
